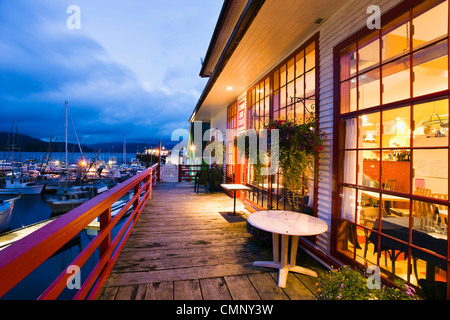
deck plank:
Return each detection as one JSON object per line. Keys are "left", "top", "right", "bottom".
{"left": 99, "top": 182, "right": 327, "bottom": 300}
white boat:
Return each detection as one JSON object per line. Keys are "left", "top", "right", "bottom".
{"left": 0, "top": 197, "right": 19, "bottom": 232}
{"left": 0, "top": 176, "right": 45, "bottom": 195}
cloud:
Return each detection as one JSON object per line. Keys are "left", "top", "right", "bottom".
{"left": 0, "top": 0, "right": 221, "bottom": 144}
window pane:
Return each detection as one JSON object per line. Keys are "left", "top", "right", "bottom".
{"left": 280, "top": 86, "right": 286, "bottom": 109}
{"left": 360, "top": 112, "right": 380, "bottom": 149}
{"left": 343, "top": 117, "right": 357, "bottom": 149}
{"left": 382, "top": 56, "right": 411, "bottom": 104}
{"left": 413, "top": 40, "right": 448, "bottom": 97}
{"left": 359, "top": 68, "right": 381, "bottom": 110}
{"left": 381, "top": 150, "right": 411, "bottom": 193}
{"left": 361, "top": 152, "right": 380, "bottom": 188}
{"left": 413, "top": 149, "right": 448, "bottom": 197}
{"left": 305, "top": 70, "right": 315, "bottom": 98}
{"left": 413, "top": 98, "right": 449, "bottom": 147}
{"left": 305, "top": 42, "right": 315, "bottom": 71}
{"left": 287, "top": 81, "right": 295, "bottom": 105}
{"left": 382, "top": 106, "right": 410, "bottom": 148}
{"left": 305, "top": 96, "right": 316, "bottom": 123}
{"left": 287, "top": 58, "right": 295, "bottom": 83}
{"left": 340, "top": 44, "right": 357, "bottom": 81}
{"left": 295, "top": 75, "right": 304, "bottom": 99}
{"left": 296, "top": 51, "right": 305, "bottom": 77}
{"left": 340, "top": 187, "right": 357, "bottom": 221}
{"left": 341, "top": 78, "right": 357, "bottom": 113}
{"left": 280, "top": 64, "right": 287, "bottom": 87}
{"left": 295, "top": 102, "right": 304, "bottom": 124}
{"left": 273, "top": 90, "right": 280, "bottom": 112}
{"left": 343, "top": 151, "right": 357, "bottom": 184}
{"left": 382, "top": 13, "right": 410, "bottom": 63}
{"left": 273, "top": 69, "right": 280, "bottom": 91}
{"left": 358, "top": 32, "right": 380, "bottom": 73}
{"left": 413, "top": 0, "right": 448, "bottom": 50}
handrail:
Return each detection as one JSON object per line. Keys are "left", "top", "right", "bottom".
{"left": 0, "top": 163, "right": 159, "bottom": 300}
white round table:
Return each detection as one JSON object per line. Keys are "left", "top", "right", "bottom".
{"left": 247, "top": 210, "right": 328, "bottom": 288}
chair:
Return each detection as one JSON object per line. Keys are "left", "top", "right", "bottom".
{"left": 361, "top": 207, "right": 388, "bottom": 262}
{"left": 195, "top": 170, "right": 209, "bottom": 193}
{"left": 384, "top": 179, "right": 397, "bottom": 191}
{"left": 432, "top": 193, "right": 448, "bottom": 225}
{"left": 413, "top": 187, "right": 433, "bottom": 219}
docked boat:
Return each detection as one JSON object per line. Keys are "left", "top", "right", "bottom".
{"left": 46, "top": 186, "right": 97, "bottom": 214}
{"left": 0, "top": 197, "right": 19, "bottom": 233}
{"left": 0, "top": 176, "right": 45, "bottom": 195}
{"left": 46, "top": 182, "right": 109, "bottom": 214}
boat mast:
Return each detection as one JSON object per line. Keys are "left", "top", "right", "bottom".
{"left": 65, "top": 100, "right": 69, "bottom": 172}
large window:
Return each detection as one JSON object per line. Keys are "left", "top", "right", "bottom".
{"left": 245, "top": 35, "right": 319, "bottom": 215}
{"left": 335, "top": 0, "right": 449, "bottom": 297}
{"left": 226, "top": 101, "right": 237, "bottom": 183}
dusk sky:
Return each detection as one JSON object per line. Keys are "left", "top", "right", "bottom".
{"left": 0, "top": 0, "right": 223, "bottom": 145}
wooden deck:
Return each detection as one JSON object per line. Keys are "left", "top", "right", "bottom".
{"left": 98, "top": 182, "right": 327, "bottom": 300}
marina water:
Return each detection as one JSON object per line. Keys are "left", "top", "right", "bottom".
{"left": 0, "top": 151, "right": 137, "bottom": 299}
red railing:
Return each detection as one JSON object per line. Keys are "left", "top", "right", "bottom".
{"left": 0, "top": 164, "right": 159, "bottom": 300}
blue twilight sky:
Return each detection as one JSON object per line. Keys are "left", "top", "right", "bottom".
{"left": 0, "top": 0, "right": 223, "bottom": 144}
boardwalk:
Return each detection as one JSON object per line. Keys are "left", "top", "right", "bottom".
{"left": 98, "top": 182, "right": 327, "bottom": 300}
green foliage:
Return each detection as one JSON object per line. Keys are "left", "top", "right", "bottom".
{"left": 266, "top": 116, "right": 325, "bottom": 209}
{"left": 316, "top": 265, "right": 418, "bottom": 300}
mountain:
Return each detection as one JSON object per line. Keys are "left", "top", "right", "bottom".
{"left": 0, "top": 132, "right": 96, "bottom": 153}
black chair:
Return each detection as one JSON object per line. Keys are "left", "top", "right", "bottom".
{"left": 195, "top": 170, "right": 209, "bottom": 193}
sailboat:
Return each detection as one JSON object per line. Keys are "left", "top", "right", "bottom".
{"left": 0, "top": 123, "right": 45, "bottom": 195}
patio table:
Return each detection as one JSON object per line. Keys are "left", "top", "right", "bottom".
{"left": 247, "top": 210, "right": 328, "bottom": 288}
{"left": 220, "top": 184, "right": 251, "bottom": 215}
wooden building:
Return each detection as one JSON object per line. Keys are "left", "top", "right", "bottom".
{"left": 190, "top": 0, "right": 450, "bottom": 299}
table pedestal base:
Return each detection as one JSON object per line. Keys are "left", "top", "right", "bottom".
{"left": 252, "top": 234, "right": 318, "bottom": 288}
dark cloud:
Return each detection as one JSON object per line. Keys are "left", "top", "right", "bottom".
{"left": 0, "top": 1, "right": 219, "bottom": 144}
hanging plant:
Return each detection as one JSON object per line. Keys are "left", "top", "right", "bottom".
{"left": 265, "top": 115, "right": 325, "bottom": 210}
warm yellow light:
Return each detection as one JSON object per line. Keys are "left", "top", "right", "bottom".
{"left": 80, "top": 160, "right": 87, "bottom": 167}
{"left": 226, "top": 86, "right": 233, "bottom": 91}
{"left": 190, "top": 145, "right": 196, "bottom": 151}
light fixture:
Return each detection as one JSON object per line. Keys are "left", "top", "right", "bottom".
{"left": 364, "top": 132, "right": 376, "bottom": 142}
{"left": 226, "top": 86, "right": 233, "bottom": 91}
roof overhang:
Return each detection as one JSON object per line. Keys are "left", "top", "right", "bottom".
{"left": 191, "top": 0, "right": 348, "bottom": 123}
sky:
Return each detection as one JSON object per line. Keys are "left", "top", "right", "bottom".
{"left": 0, "top": 0, "right": 223, "bottom": 145}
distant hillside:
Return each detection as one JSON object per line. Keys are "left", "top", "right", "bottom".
{"left": 0, "top": 132, "right": 96, "bottom": 153}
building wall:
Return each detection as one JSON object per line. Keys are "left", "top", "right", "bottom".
{"left": 301, "top": 0, "right": 401, "bottom": 257}
{"left": 207, "top": 0, "right": 402, "bottom": 259}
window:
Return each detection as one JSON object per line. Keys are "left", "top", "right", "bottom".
{"left": 245, "top": 35, "right": 319, "bottom": 215}
{"left": 226, "top": 101, "right": 237, "bottom": 183}
{"left": 335, "top": 0, "right": 449, "bottom": 295}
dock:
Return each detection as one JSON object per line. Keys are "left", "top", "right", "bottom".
{"left": 98, "top": 182, "right": 327, "bottom": 300}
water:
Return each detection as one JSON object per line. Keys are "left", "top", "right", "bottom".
{"left": 0, "top": 151, "right": 137, "bottom": 299}
{"left": 2, "top": 151, "right": 138, "bottom": 165}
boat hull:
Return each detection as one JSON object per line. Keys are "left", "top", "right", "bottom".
{"left": 0, "top": 202, "right": 14, "bottom": 232}
{"left": 0, "top": 184, "right": 44, "bottom": 195}
{"left": 47, "top": 199, "right": 87, "bottom": 214}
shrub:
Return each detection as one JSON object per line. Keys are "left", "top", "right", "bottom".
{"left": 316, "top": 265, "right": 417, "bottom": 300}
